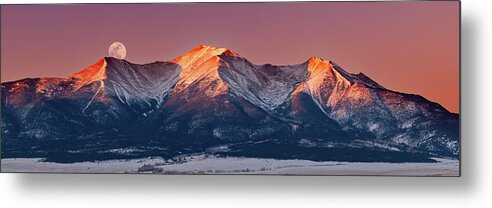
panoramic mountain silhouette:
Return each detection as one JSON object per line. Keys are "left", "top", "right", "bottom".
{"left": 1, "top": 45, "right": 459, "bottom": 163}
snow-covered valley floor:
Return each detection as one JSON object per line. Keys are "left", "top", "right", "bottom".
{"left": 1, "top": 155, "right": 459, "bottom": 176}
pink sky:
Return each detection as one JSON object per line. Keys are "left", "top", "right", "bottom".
{"left": 0, "top": 2, "right": 459, "bottom": 112}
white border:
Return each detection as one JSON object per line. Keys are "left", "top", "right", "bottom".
{"left": 2, "top": 0, "right": 491, "bottom": 207}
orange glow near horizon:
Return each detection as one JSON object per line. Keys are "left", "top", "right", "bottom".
{"left": 0, "top": 2, "right": 459, "bottom": 112}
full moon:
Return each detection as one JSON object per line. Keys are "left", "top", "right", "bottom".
{"left": 108, "top": 42, "right": 126, "bottom": 59}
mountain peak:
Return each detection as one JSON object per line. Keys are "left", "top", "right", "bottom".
{"left": 194, "top": 44, "right": 219, "bottom": 50}
{"left": 170, "top": 44, "right": 238, "bottom": 69}
{"left": 189, "top": 44, "right": 239, "bottom": 57}
{"left": 306, "top": 57, "right": 331, "bottom": 76}
{"left": 307, "top": 56, "right": 326, "bottom": 64}
{"left": 69, "top": 58, "right": 107, "bottom": 90}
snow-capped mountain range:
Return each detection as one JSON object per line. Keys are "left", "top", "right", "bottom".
{"left": 1, "top": 45, "right": 459, "bottom": 163}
